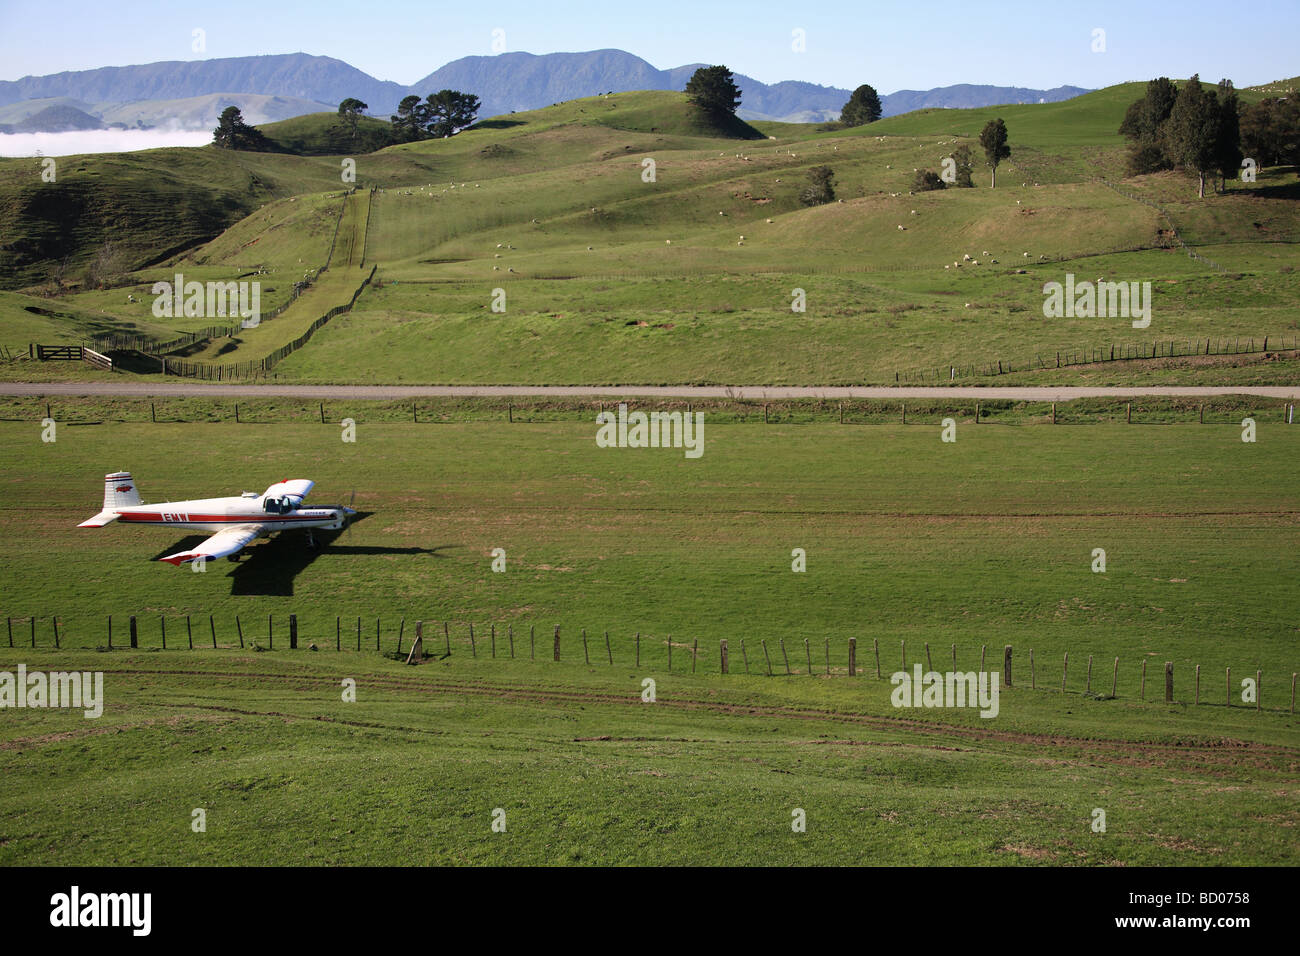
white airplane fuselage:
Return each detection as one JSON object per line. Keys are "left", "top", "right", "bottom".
{"left": 114, "top": 496, "right": 349, "bottom": 534}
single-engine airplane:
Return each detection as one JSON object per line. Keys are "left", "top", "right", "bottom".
{"left": 78, "top": 472, "right": 355, "bottom": 566}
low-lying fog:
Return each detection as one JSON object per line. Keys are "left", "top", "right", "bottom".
{"left": 0, "top": 129, "right": 213, "bottom": 157}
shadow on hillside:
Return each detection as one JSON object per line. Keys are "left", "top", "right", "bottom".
{"left": 471, "top": 119, "right": 526, "bottom": 130}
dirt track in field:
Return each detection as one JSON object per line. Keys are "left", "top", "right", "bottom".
{"left": 70, "top": 667, "right": 1300, "bottom": 774}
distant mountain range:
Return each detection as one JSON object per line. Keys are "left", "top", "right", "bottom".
{"left": 0, "top": 50, "right": 1090, "bottom": 131}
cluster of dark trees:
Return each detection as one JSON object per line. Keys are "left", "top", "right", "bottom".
{"left": 1240, "top": 95, "right": 1300, "bottom": 169}
{"left": 212, "top": 105, "right": 273, "bottom": 151}
{"left": 1119, "top": 76, "right": 1245, "bottom": 196}
{"left": 389, "top": 90, "right": 482, "bottom": 141}
{"left": 1119, "top": 74, "right": 1299, "bottom": 196}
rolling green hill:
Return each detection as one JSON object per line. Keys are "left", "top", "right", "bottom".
{"left": 2, "top": 84, "right": 1296, "bottom": 386}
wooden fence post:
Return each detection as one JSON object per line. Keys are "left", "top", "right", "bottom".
{"left": 212, "top": 615, "right": 217, "bottom": 649}
{"left": 528, "top": 625, "right": 533, "bottom": 659}
{"left": 289, "top": 614, "right": 298, "bottom": 650}
{"left": 1256, "top": 670, "right": 1261, "bottom": 711}
{"left": 398, "top": 618, "right": 405, "bottom": 654}
{"left": 53, "top": 617, "right": 60, "bottom": 649}
{"left": 160, "top": 617, "right": 166, "bottom": 650}
{"left": 804, "top": 639, "right": 813, "bottom": 676}
{"left": 847, "top": 637, "right": 856, "bottom": 676}
{"left": 1111, "top": 657, "right": 1119, "bottom": 698}
{"left": 925, "top": 641, "right": 932, "bottom": 672}
{"left": 1029, "top": 648, "right": 1035, "bottom": 689}
{"left": 469, "top": 623, "right": 477, "bottom": 657}
{"left": 780, "top": 640, "right": 791, "bottom": 675}
{"left": 1291, "top": 673, "right": 1296, "bottom": 715}
{"left": 106, "top": 615, "right": 111, "bottom": 650}
{"left": 825, "top": 638, "right": 831, "bottom": 673}
{"left": 124, "top": 614, "right": 137, "bottom": 649}
{"left": 552, "top": 625, "right": 560, "bottom": 661}
{"left": 720, "top": 639, "right": 729, "bottom": 674}
{"left": 741, "top": 638, "right": 750, "bottom": 674}
{"left": 1086, "top": 654, "right": 1092, "bottom": 693}
{"left": 1165, "top": 662, "right": 1173, "bottom": 703}
{"left": 1003, "top": 645, "right": 1012, "bottom": 688}
{"left": 692, "top": 638, "right": 698, "bottom": 673}
{"left": 762, "top": 640, "right": 773, "bottom": 676}
{"left": 7, "top": 617, "right": 12, "bottom": 648}
{"left": 1141, "top": 660, "right": 1146, "bottom": 699}
{"left": 491, "top": 623, "right": 496, "bottom": 658}
{"left": 667, "top": 634, "right": 672, "bottom": 670}
{"left": 236, "top": 615, "right": 244, "bottom": 649}
{"left": 1061, "top": 651, "right": 1068, "bottom": 693}
{"left": 582, "top": 629, "right": 589, "bottom": 665}
{"left": 873, "top": 638, "right": 880, "bottom": 678}
{"left": 1226, "top": 666, "right": 1230, "bottom": 707}
{"left": 510, "top": 625, "right": 516, "bottom": 659}
{"left": 901, "top": 639, "right": 907, "bottom": 671}
{"left": 186, "top": 615, "right": 193, "bottom": 650}
{"left": 980, "top": 644, "right": 986, "bottom": 674}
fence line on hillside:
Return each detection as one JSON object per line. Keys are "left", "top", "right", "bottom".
{"left": 359, "top": 186, "right": 376, "bottom": 267}
{"left": 1099, "top": 179, "right": 1226, "bottom": 271}
{"left": 896, "top": 334, "right": 1299, "bottom": 382}
{"left": 86, "top": 266, "right": 328, "bottom": 357}
{"left": 157, "top": 265, "right": 377, "bottom": 380}
{"left": 5, "top": 614, "right": 1293, "bottom": 714}
{"left": 323, "top": 190, "right": 351, "bottom": 269}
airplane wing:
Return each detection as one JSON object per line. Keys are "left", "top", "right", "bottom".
{"left": 262, "top": 479, "right": 314, "bottom": 503}
{"left": 158, "top": 525, "right": 262, "bottom": 566}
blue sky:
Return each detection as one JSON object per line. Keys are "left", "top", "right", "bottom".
{"left": 2, "top": 0, "right": 1297, "bottom": 91}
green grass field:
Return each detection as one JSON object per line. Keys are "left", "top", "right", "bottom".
{"left": 0, "top": 409, "right": 1295, "bottom": 864}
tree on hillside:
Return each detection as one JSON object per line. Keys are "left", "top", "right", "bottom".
{"left": 390, "top": 95, "right": 426, "bottom": 143}
{"left": 1240, "top": 96, "right": 1300, "bottom": 169}
{"left": 1164, "top": 75, "right": 1228, "bottom": 198}
{"left": 422, "top": 89, "right": 480, "bottom": 138}
{"left": 799, "top": 166, "right": 836, "bottom": 206}
{"left": 685, "top": 65, "right": 742, "bottom": 120}
{"left": 1213, "top": 80, "right": 1242, "bottom": 192}
{"left": 212, "top": 105, "right": 271, "bottom": 151}
{"left": 947, "top": 144, "right": 975, "bottom": 187}
{"left": 338, "top": 98, "right": 368, "bottom": 145}
{"left": 1118, "top": 77, "right": 1179, "bottom": 175}
{"left": 839, "top": 84, "right": 883, "bottom": 126}
{"left": 912, "top": 169, "right": 946, "bottom": 191}
{"left": 978, "top": 118, "right": 1010, "bottom": 187}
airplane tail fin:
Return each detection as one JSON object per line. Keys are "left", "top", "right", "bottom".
{"left": 79, "top": 471, "right": 140, "bottom": 528}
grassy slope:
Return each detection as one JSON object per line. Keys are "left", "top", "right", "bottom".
{"left": 3, "top": 87, "right": 1297, "bottom": 385}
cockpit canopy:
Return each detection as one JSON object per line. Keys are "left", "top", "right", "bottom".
{"left": 262, "top": 496, "right": 298, "bottom": 515}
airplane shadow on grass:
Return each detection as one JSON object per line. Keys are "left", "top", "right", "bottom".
{"left": 149, "top": 512, "right": 455, "bottom": 597}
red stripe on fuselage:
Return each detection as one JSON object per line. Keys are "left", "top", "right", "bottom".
{"left": 117, "top": 512, "right": 331, "bottom": 523}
